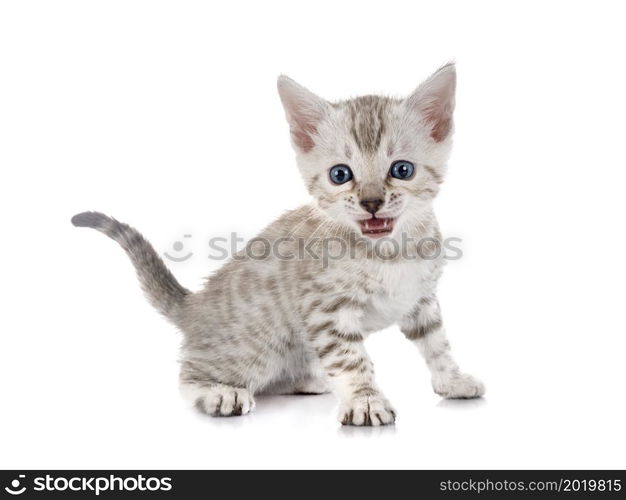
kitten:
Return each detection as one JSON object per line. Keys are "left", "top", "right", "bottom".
{"left": 72, "top": 63, "right": 484, "bottom": 426}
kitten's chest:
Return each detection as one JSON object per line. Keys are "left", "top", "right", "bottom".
{"left": 359, "top": 259, "right": 440, "bottom": 332}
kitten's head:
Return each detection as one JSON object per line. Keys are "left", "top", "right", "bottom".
{"left": 278, "top": 64, "right": 455, "bottom": 239}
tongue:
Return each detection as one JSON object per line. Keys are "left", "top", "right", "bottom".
{"left": 363, "top": 218, "right": 388, "bottom": 230}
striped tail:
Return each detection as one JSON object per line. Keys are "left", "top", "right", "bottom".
{"left": 71, "top": 211, "right": 190, "bottom": 319}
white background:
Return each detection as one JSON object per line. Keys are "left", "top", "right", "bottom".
{"left": 1, "top": 0, "right": 625, "bottom": 469}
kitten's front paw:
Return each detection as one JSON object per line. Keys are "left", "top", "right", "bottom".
{"left": 339, "top": 395, "right": 396, "bottom": 426}
{"left": 193, "top": 385, "right": 256, "bottom": 417}
{"left": 433, "top": 373, "right": 485, "bottom": 399}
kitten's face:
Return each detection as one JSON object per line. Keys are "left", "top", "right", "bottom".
{"left": 278, "top": 64, "right": 456, "bottom": 240}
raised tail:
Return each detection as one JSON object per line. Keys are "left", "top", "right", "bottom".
{"left": 71, "top": 211, "right": 190, "bottom": 320}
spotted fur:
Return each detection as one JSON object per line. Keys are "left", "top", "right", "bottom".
{"left": 73, "top": 64, "right": 484, "bottom": 426}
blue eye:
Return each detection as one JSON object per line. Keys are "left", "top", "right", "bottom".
{"left": 389, "top": 160, "right": 415, "bottom": 180}
{"left": 329, "top": 164, "right": 353, "bottom": 185}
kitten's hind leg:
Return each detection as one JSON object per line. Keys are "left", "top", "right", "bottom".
{"left": 260, "top": 375, "right": 330, "bottom": 395}
{"left": 180, "top": 382, "right": 256, "bottom": 417}
{"left": 293, "top": 377, "right": 330, "bottom": 395}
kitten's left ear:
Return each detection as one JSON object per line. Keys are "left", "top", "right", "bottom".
{"left": 406, "top": 63, "right": 456, "bottom": 142}
{"left": 277, "top": 75, "right": 330, "bottom": 153}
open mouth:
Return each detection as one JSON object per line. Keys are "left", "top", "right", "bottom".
{"left": 359, "top": 217, "right": 395, "bottom": 238}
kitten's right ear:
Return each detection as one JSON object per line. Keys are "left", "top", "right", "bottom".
{"left": 406, "top": 63, "right": 457, "bottom": 143}
{"left": 277, "top": 76, "right": 329, "bottom": 153}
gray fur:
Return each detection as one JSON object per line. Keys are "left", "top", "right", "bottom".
{"left": 344, "top": 95, "right": 394, "bottom": 153}
{"left": 73, "top": 64, "right": 484, "bottom": 426}
{"left": 72, "top": 211, "right": 189, "bottom": 319}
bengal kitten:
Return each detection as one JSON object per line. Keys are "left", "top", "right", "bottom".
{"left": 73, "top": 63, "right": 484, "bottom": 426}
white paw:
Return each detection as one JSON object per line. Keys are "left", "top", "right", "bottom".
{"left": 181, "top": 383, "right": 255, "bottom": 417}
{"left": 338, "top": 395, "right": 396, "bottom": 426}
{"left": 432, "top": 373, "right": 485, "bottom": 399}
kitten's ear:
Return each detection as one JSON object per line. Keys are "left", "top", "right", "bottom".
{"left": 277, "top": 75, "right": 329, "bottom": 152}
{"left": 406, "top": 63, "right": 456, "bottom": 142}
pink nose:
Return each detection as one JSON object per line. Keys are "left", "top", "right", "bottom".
{"left": 360, "top": 198, "right": 384, "bottom": 215}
